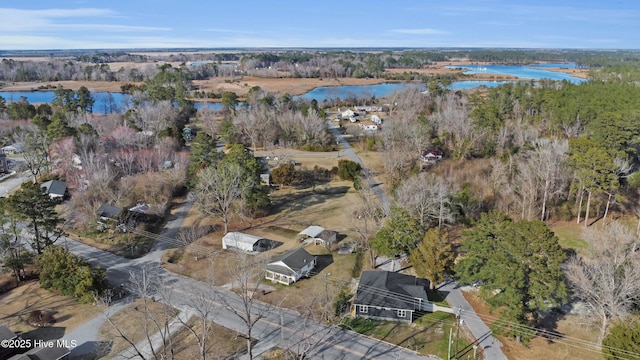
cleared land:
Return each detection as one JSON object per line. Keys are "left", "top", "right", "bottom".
{"left": 463, "top": 290, "right": 602, "bottom": 360}
{"left": 0, "top": 280, "right": 100, "bottom": 336}
{"left": 0, "top": 59, "right": 588, "bottom": 96}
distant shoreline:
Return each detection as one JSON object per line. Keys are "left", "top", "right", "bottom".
{"left": 0, "top": 60, "right": 588, "bottom": 98}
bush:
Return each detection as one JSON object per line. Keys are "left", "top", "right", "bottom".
{"left": 603, "top": 315, "right": 640, "bottom": 360}
{"left": 37, "top": 246, "right": 108, "bottom": 303}
{"left": 337, "top": 159, "right": 361, "bottom": 181}
{"left": 28, "top": 310, "right": 55, "bottom": 327}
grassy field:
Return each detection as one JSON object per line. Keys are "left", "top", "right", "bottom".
{"left": 339, "top": 312, "right": 471, "bottom": 359}
{"left": 548, "top": 221, "right": 588, "bottom": 250}
{"left": 462, "top": 290, "right": 602, "bottom": 360}
{"left": 97, "top": 299, "right": 178, "bottom": 358}
{"left": 0, "top": 280, "right": 100, "bottom": 336}
{"left": 97, "top": 302, "right": 246, "bottom": 360}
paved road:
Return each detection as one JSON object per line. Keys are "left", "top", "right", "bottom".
{"left": 63, "top": 235, "right": 433, "bottom": 359}
{"left": 59, "top": 194, "right": 434, "bottom": 359}
{"left": 328, "top": 119, "right": 508, "bottom": 360}
{"left": 0, "top": 170, "right": 31, "bottom": 197}
{"left": 438, "top": 280, "right": 508, "bottom": 360}
{"left": 326, "top": 119, "right": 390, "bottom": 212}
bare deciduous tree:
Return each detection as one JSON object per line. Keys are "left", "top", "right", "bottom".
{"left": 15, "top": 128, "right": 50, "bottom": 183}
{"left": 564, "top": 222, "right": 640, "bottom": 344}
{"left": 194, "top": 162, "right": 245, "bottom": 234}
{"left": 351, "top": 178, "right": 386, "bottom": 268}
{"left": 395, "top": 173, "right": 455, "bottom": 228}
{"left": 211, "top": 254, "right": 270, "bottom": 360}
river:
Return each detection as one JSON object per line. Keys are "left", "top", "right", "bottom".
{"left": 0, "top": 64, "right": 586, "bottom": 113}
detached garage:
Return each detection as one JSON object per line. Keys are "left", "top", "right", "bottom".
{"left": 222, "top": 232, "right": 265, "bottom": 252}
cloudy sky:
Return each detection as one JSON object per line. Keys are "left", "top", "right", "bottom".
{"left": 0, "top": 0, "right": 638, "bottom": 50}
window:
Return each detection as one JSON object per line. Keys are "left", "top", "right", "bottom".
{"left": 397, "top": 310, "right": 407, "bottom": 318}
{"left": 358, "top": 305, "right": 368, "bottom": 313}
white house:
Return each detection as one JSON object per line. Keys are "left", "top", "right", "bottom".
{"left": 370, "top": 114, "right": 383, "bottom": 124}
{"left": 1, "top": 142, "right": 24, "bottom": 154}
{"left": 360, "top": 121, "right": 379, "bottom": 131}
{"left": 222, "top": 232, "right": 264, "bottom": 252}
{"left": 265, "top": 247, "right": 316, "bottom": 285}
{"left": 340, "top": 109, "right": 356, "bottom": 119}
{"left": 420, "top": 150, "right": 443, "bottom": 164}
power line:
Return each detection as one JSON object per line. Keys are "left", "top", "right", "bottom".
{"left": 114, "top": 225, "right": 640, "bottom": 359}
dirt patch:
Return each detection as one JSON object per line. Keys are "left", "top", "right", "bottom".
{"left": 462, "top": 290, "right": 602, "bottom": 360}
{"left": 0, "top": 280, "right": 100, "bottom": 336}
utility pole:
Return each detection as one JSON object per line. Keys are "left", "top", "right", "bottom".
{"left": 447, "top": 327, "right": 453, "bottom": 360}
{"left": 453, "top": 308, "right": 463, "bottom": 360}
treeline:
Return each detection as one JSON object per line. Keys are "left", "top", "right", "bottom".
{"left": 5, "top": 49, "right": 640, "bottom": 85}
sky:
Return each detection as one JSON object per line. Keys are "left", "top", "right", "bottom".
{"left": 0, "top": 0, "right": 639, "bottom": 50}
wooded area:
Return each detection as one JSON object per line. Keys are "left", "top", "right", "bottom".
{"left": 2, "top": 48, "right": 640, "bottom": 357}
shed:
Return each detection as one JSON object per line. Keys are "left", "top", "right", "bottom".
{"left": 314, "top": 230, "right": 338, "bottom": 247}
{"left": 265, "top": 247, "right": 317, "bottom": 285}
{"left": 298, "top": 226, "right": 325, "bottom": 239}
{"left": 222, "top": 232, "right": 265, "bottom": 252}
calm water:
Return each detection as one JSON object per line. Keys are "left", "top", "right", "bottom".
{"left": 0, "top": 91, "right": 131, "bottom": 113}
{"left": 296, "top": 83, "right": 409, "bottom": 101}
{"left": 445, "top": 64, "right": 585, "bottom": 83}
{"left": 0, "top": 64, "right": 586, "bottom": 111}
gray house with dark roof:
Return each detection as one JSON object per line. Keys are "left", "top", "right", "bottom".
{"left": 354, "top": 270, "right": 431, "bottom": 323}
{"left": 97, "top": 204, "right": 122, "bottom": 222}
{"left": 0, "top": 325, "right": 17, "bottom": 359}
{"left": 265, "top": 247, "right": 316, "bottom": 285}
{"left": 41, "top": 180, "right": 67, "bottom": 199}
{"left": 7, "top": 344, "right": 70, "bottom": 360}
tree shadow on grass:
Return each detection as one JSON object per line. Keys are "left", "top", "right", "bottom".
{"left": 313, "top": 254, "right": 334, "bottom": 274}
{"left": 536, "top": 308, "right": 566, "bottom": 343}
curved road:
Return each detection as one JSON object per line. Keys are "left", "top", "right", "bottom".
{"left": 58, "top": 120, "right": 506, "bottom": 359}
{"left": 328, "top": 119, "right": 507, "bottom": 360}
{"left": 60, "top": 197, "right": 433, "bottom": 359}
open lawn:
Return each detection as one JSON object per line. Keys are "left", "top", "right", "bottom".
{"left": 162, "top": 318, "right": 246, "bottom": 360}
{"left": 165, "top": 177, "right": 364, "bottom": 289}
{"left": 548, "top": 221, "right": 588, "bottom": 250}
{"left": 0, "top": 280, "right": 100, "bottom": 337}
{"left": 340, "top": 312, "right": 472, "bottom": 359}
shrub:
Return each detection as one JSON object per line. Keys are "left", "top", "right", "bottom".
{"left": 37, "top": 246, "right": 108, "bottom": 303}
{"left": 28, "top": 310, "right": 55, "bottom": 327}
{"left": 337, "top": 159, "right": 361, "bottom": 181}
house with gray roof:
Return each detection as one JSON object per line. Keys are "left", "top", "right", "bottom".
{"left": 353, "top": 270, "right": 431, "bottom": 323}
{"left": 40, "top": 180, "right": 67, "bottom": 199}
{"left": 265, "top": 247, "right": 316, "bottom": 285}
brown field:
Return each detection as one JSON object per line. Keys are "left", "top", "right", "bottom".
{"left": 0, "top": 58, "right": 588, "bottom": 96}
{"left": 192, "top": 76, "right": 390, "bottom": 97}
{"left": 98, "top": 299, "right": 177, "bottom": 358}
{"left": 463, "top": 290, "right": 602, "bottom": 360}
{"left": 0, "top": 280, "right": 100, "bottom": 336}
